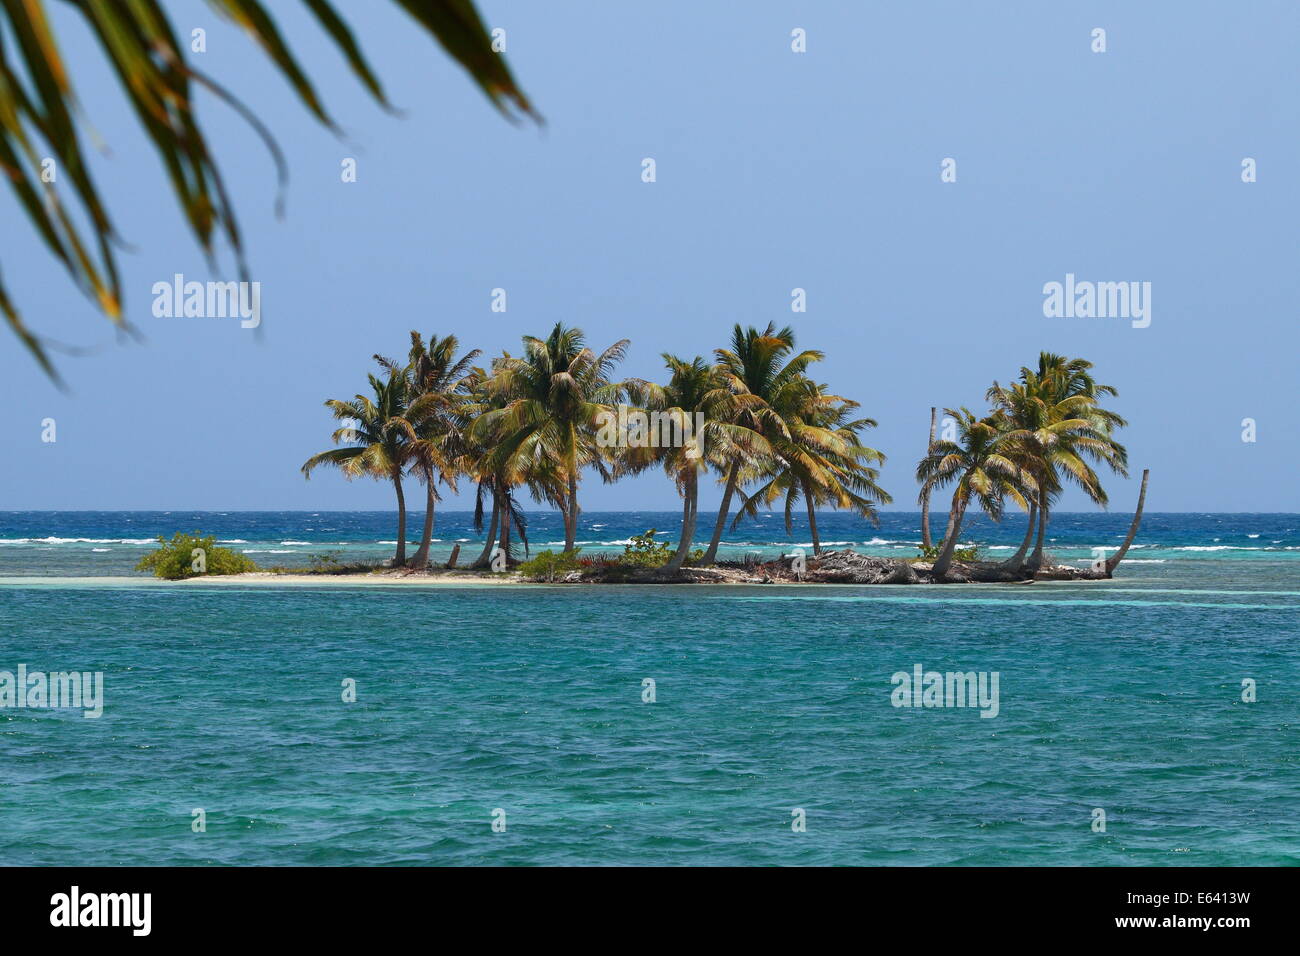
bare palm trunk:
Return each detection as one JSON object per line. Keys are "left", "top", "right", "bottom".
{"left": 1001, "top": 502, "right": 1038, "bottom": 572}
{"left": 1105, "top": 469, "right": 1149, "bottom": 576}
{"left": 1026, "top": 488, "right": 1049, "bottom": 571}
{"left": 498, "top": 490, "right": 512, "bottom": 563}
{"left": 666, "top": 470, "right": 698, "bottom": 573}
{"left": 803, "top": 479, "right": 822, "bottom": 556}
{"left": 931, "top": 493, "right": 969, "bottom": 580}
{"left": 920, "top": 406, "right": 936, "bottom": 550}
{"left": 564, "top": 472, "right": 579, "bottom": 553}
{"left": 701, "top": 460, "right": 741, "bottom": 565}
{"left": 410, "top": 470, "right": 437, "bottom": 569}
{"left": 472, "top": 496, "right": 500, "bottom": 568}
{"left": 392, "top": 472, "right": 408, "bottom": 567}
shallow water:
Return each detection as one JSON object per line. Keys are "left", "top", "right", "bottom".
{"left": 0, "top": 512, "right": 1296, "bottom": 865}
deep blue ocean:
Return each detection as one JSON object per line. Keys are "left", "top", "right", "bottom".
{"left": 1, "top": 511, "right": 1296, "bottom": 865}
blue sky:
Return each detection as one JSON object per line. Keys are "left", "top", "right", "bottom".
{"left": 3, "top": 0, "right": 1297, "bottom": 512}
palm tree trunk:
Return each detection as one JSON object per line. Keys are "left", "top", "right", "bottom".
{"left": 920, "top": 406, "right": 936, "bottom": 550}
{"left": 1001, "top": 501, "right": 1038, "bottom": 572}
{"left": 1026, "top": 488, "right": 1049, "bottom": 571}
{"left": 410, "top": 470, "right": 437, "bottom": 569}
{"left": 700, "top": 460, "right": 741, "bottom": 565}
{"left": 666, "top": 469, "right": 698, "bottom": 573}
{"left": 472, "top": 496, "right": 500, "bottom": 568}
{"left": 931, "top": 493, "right": 969, "bottom": 580}
{"left": 498, "top": 489, "right": 512, "bottom": 564}
{"left": 392, "top": 471, "right": 408, "bottom": 567}
{"left": 564, "top": 471, "right": 579, "bottom": 553}
{"left": 803, "top": 478, "right": 821, "bottom": 556}
{"left": 1105, "top": 469, "right": 1149, "bottom": 575}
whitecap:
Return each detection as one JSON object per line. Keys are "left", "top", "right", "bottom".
{"left": 0, "top": 537, "right": 156, "bottom": 545}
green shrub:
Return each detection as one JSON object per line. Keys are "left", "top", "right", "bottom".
{"left": 517, "top": 548, "right": 584, "bottom": 582}
{"left": 308, "top": 550, "right": 344, "bottom": 571}
{"left": 136, "top": 531, "right": 260, "bottom": 580}
{"left": 916, "top": 543, "right": 979, "bottom": 563}
{"left": 619, "top": 529, "right": 672, "bottom": 568}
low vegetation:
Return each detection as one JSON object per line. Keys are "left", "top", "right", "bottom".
{"left": 516, "top": 549, "right": 584, "bottom": 582}
{"left": 916, "top": 543, "right": 979, "bottom": 564}
{"left": 136, "top": 532, "right": 259, "bottom": 580}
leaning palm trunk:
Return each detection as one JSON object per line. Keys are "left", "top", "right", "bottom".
{"left": 700, "top": 460, "right": 741, "bottom": 565}
{"left": 497, "top": 489, "right": 513, "bottom": 563}
{"left": 1001, "top": 502, "right": 1038, "bottom": 572}
{"left": 919, "top": 407, "right": 936, "bottom": 550}
{"left": 666, "top": 470, "right": 698, "bottom": 573}
{"left": 1104, "top": 469, "right": 1149, "bottom": 575}
{"left": 930, "top": 495, "right": 969, "bottom": 580}
{"left": 803, "top": 478, "right": 822, "bottom": 556}
{"left": 564, "top": 472, "right": 579, "bottom": 553}
{"left": 391, "top": 471, "right": 408, "bottom": 566}
{"left": 472, "top": 497, "right": 501, "bottom": 568}
{"left": 409, "top": 470, "right": 437, "bottom": 569}
{"left": 1026, "top": 487, "right": 1049, "bottom": 571}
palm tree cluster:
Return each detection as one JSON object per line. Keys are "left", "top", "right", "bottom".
{"left": 916, "top": 352, "right": 1129, "bottom": 580}
{"left": 302, "top": 322, "right": 891, "bottom": 571}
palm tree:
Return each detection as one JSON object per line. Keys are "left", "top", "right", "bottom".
{"left": 989, "top": 354, "right": 1128, "bottom": 571}
{"left": 698, "top": 323, "right": 820, "bottom": 565}
{"left": 916, "top": 408, "right": 1029, "bottom": 580}
{"left": 919, "top": 407, "right": 937, "bottom": 550}
{"left": 302, "top": 368, "right": 415, "bottom": 566}
{"left": 477, "top": 324, "right": 631, "bottom": 554}
{"left": 384, "top": 333, "right": 481, "bottom": 569}
{"left": 622, "top": 355, "right": 733, "bottom": 573}
{"left": 461, "top": 357, "right": 550, "bottom": 566}
{"left": 986, "top": 402, "right": 1042, "bottom": 574}
{"left": 733, "top": 385, "right": 892, "bottom": 555}
{"left": 4, "top": 1, "right": 535, "bottom": 378}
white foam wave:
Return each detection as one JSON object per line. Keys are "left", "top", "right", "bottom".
{"left": 0, "top": 537, "right": 156, "bottom": 545}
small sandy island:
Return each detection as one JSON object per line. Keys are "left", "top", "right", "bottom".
{"left": 212, "top": 549, "right": 1112, "bottom": 586}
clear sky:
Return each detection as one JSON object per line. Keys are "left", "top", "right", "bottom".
{"left": 3, "top": 1, "right": 1297, "bottom": 513}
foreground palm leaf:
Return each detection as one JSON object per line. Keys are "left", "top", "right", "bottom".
{"left": 0, "top": 0, "right": 535, "bottom": 377}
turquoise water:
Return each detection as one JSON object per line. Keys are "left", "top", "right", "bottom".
{"left": 1, "top": 512, "right": 1297, "bottom": 865}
